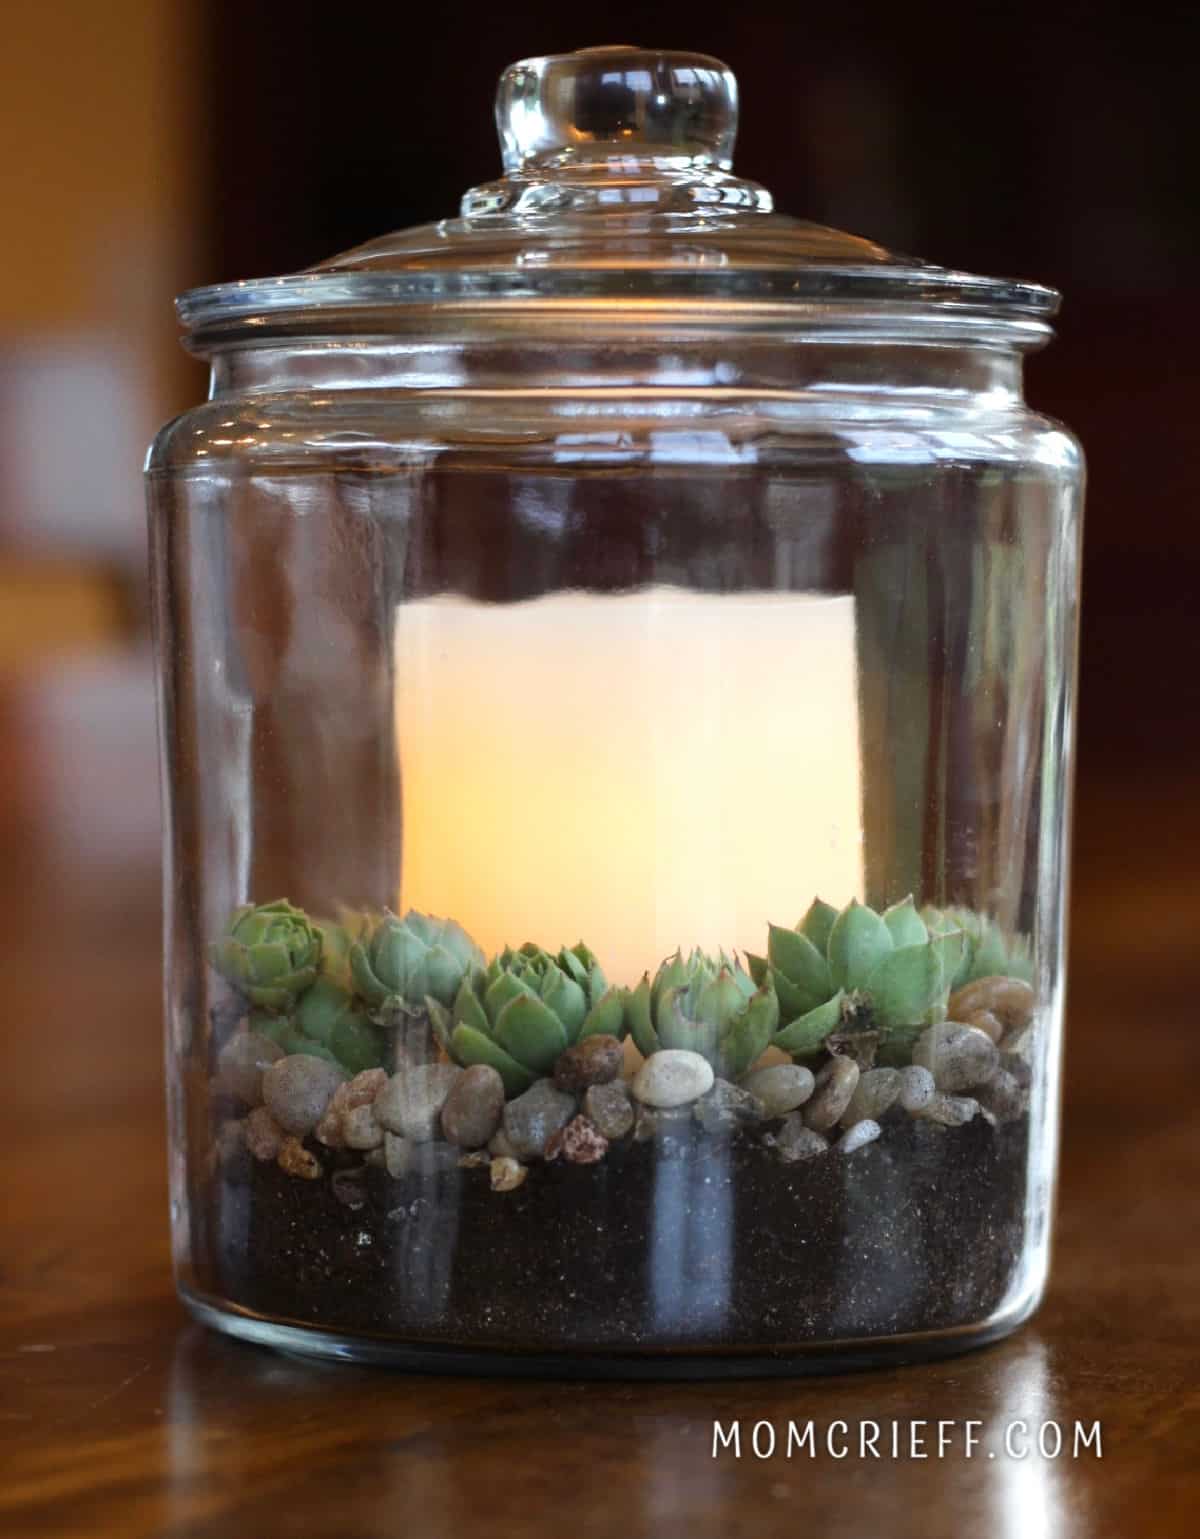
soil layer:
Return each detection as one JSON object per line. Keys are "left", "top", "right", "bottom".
{"left": 203, "top": 1112, "right": 1029, "bottom": 1354}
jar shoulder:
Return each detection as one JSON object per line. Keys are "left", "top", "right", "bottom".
{"left": 145, "top": 390, "right": 1083, "bottom": 479}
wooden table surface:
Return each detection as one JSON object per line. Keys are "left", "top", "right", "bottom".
{"left": 1, "top": 665, "right": 1197, "bottom": 1538}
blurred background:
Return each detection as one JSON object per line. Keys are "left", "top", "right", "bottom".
{"left": 1, "top": 0, "right": 1196, "bottom": 1123}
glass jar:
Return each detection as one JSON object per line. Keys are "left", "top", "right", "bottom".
{"left": 148, "top": 47, "right": 1083, "bottom": 1374}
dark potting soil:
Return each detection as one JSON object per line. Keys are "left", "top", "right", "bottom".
{"left": 201, "top": 1110, "right": 1029, "bottom": 1356}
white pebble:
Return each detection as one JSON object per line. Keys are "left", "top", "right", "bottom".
{"left": 632, "top": 1049, "right": 714, "bottom": 1108}
{"left": 374, "top": 1064, "right": 461, "bottom": 1142}
{"left": 837, "top": 1118, "right": 882, "bottom": 1153}
{"left": 741, "top": 1064, "right": 815, "bottom": 1116}
{"left": 897, "top": 1064, "right": 936, "bottom": 1113}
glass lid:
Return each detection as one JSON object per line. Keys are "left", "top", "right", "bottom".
{"left": 178, "top": 45, "right": 1059, "bottom": 337}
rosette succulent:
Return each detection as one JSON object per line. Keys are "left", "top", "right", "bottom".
{"left": 429, "top": 942, "right": 625, "bottom": 1096}
{"left": 922, "top": 905, "right": 1034, "bottom": 989}
{"left": 209, "top": 899, "right": 322, "bottom": 1013}
{"left": 748, "top": 896, "right": 966, "bottom": 1062}
{"left": 350, "top": 910, "right": 485, "bottom": 1025}
{"left": 254, "top": 977, "right": 385, "bottom": 1074}
{"left": 625, "top": 949, "right": 779, "bottom": 1080}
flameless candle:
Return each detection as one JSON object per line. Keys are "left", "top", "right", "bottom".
{"left": 395, "top": 588, "right": 864, "bottom": 984}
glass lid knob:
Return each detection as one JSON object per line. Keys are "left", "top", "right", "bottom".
{"left": 463, "top": 45, "right": 770, "bottom": 215}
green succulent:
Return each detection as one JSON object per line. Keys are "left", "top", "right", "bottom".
{"left": 349, "top": 910, "right": 485, "bottom": 1025}
{"left": 747, "top": 896, "right": 966, "bottom": 1063}
{"left": 209, "top": 899, "right": 322, "bottom": 1013}
{"left": 314, "top": 906, "right": 378, "bottom": 991}
{"left": 922, "top": 905, "right": 1034, "bottom": 989}
{"left": 625, "top": 949, "right": 779, "bottom": 1081}
{"left": 254, "top": 976, "right": 385, "bottom": 1074}
{"left": 429, "top": 942, "right": 625, "bottom": 1097}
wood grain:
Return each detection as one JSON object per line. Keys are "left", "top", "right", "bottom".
{"left": 1, "top": 681, "right": 1197, "bottom": 1538}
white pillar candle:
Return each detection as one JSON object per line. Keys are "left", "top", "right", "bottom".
{"left": 395, "top": 588, "right": 864, "bottom": 985}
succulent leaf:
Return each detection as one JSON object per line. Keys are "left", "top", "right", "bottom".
{"left": 766, "top": 925, "right": 833, "bottom": 1016}
{"left": 865, "top": 942, "right": 945, "bottom": 1028}
{"left": 828, "top": 900, "right": 895, "bottom": 992}
{"left": 450, "top": 1024, "right": 535, "bottom": 1097}
{"left": 494, "top": 993, "right": 569, "bottom": 1072}
{"left": 799, "top": 898, "right": 839, "bottom": 955}
{"left": 882, "top": 896, "right": 929, "bottom": 949}
{"left": 773, "top": 990, "right": 845, "bottom": 1058}
{"left": 579, "top": 987, "right": 625, "bottom": 1040}
{"left": 625, "top": 976, "right": 658, "bottom": 1059}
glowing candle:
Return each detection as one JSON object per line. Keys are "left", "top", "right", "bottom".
{"left": 395, "top": 588, "right": 863, "bottom": 985}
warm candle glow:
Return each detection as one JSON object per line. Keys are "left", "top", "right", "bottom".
{"left": 395, "top": 588, "right": 864, "bottom": 985}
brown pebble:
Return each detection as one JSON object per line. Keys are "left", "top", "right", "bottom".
{"left": 244, "top": 1106, "right": 285, "bottom": 1161}
{"left": 440, "top": 1064, "right": 506, "bottom": 1149}
{"left": 277, "top": 1136, "right": 322, "bottom": 1179}
{"left": 804, "top": 1055, "right": 861, "bottom": 1132}
{"left": 457, "top": 1150, "right": 492, "bottom": 1169}
{"left": 215, "top": 1030, "right": 284, "bottom": 1106}
{"left": 948, "top": 976, "right": 1035, "bottom": 1034}
{"left": 342, "top": 1103, "right": 384, "bottom": 1150}
{"left": 546, "top": 1114, "right": 610, "bottom": 1165}
{"left": 961, "top": 1008, "right": 1005, "bottom": 1044}
{"left": 552, "top": 1035, "right": 625, "bottom": 1092}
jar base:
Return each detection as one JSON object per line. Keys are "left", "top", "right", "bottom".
{"left": 179, "top": 1284, "right": 1042, "bottom": 1380}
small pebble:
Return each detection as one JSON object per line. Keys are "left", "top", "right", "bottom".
{"left": 837, "top": 1118, "right": 882, "bottom": 1153}
{"left": 920, "top": 1093, "right": 979, "bottom": 1127}
{"left": 913, "top": 1024, "right": 999, "bottom": 1092}
{"left": 374, "top": 1064, "right": 462, "bottom": 1142}
{"left": 841, "top": 1067, "right": 901, "bottom": 1128}
{"left": 341, "top": 1103, "right": 384, "bottom": 1150}
{"left": 215, "top": 1030, "right": 284, "bottom": 1106}
{"left": 582, "top": 1081, "right": 635, "bottom": 1141}
{"left": 384, "top": 1131, "right": 412, "bottom": 1179}
{"left": 440, "top": 1064, "right": 506, "bottom": 1149}
{"left": 262, "top": 1055, "right": 346, "bottom": 1137}
{"left": 457, "top": 1150, "right": 492, "bottom": 1169}
{"left": 999, "top": 1051, "right": 1033, "bottom": 1089}
{"left": 948, "top": 976, "right": 1035, "bottom": 1033}
{"left": 771, "top": 1114, "right": 829, "bottom": 1161}
{"left": 961, "top": 1007, "right": 1005, "bottom": 1044}
{"left": 803, "top": 1056, "right": 860, "bottom": 1132}
{"left": 897, "top": 1064, "right": 936, "bottom": 1113}
{"left": 694, "top": 1079, "right": 765, "bottom": 1135}
{"left": 277, "top": 1136, "right": 322, "bottom": 1180}
{"left": 552, "top": 1035, "right": 624, "bottom": 1092}
{"left": 546, "top": 1114, "right": 609, "bottom": 1165}
{"left": 244, "top": 1105, "right": 285, "bottom": 1161}
{"left": 977, "top": 1069, "right": 1027, "bottom": 1122}
{"left": 741, "top": 1064, "right": 815, "bottom": 1117}
{"left": 487, "top": 1127, "right": 519, "bottom": 1159}
{"left": 490, "top": 1156, "right": 528, "bottom": 1192}
{"left": 631, "top": 1049, "right": 714, "bottom": 1108}
{"left": 502, "top": 1079, "right": 576, "bottom": 1160}
{"left": 342, "top": 1067, "right": 389, "bottom": 1109}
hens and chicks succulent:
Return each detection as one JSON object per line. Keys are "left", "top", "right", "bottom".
{"left": 210, "top": 895, "right": 1035, "bottom": 1090}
